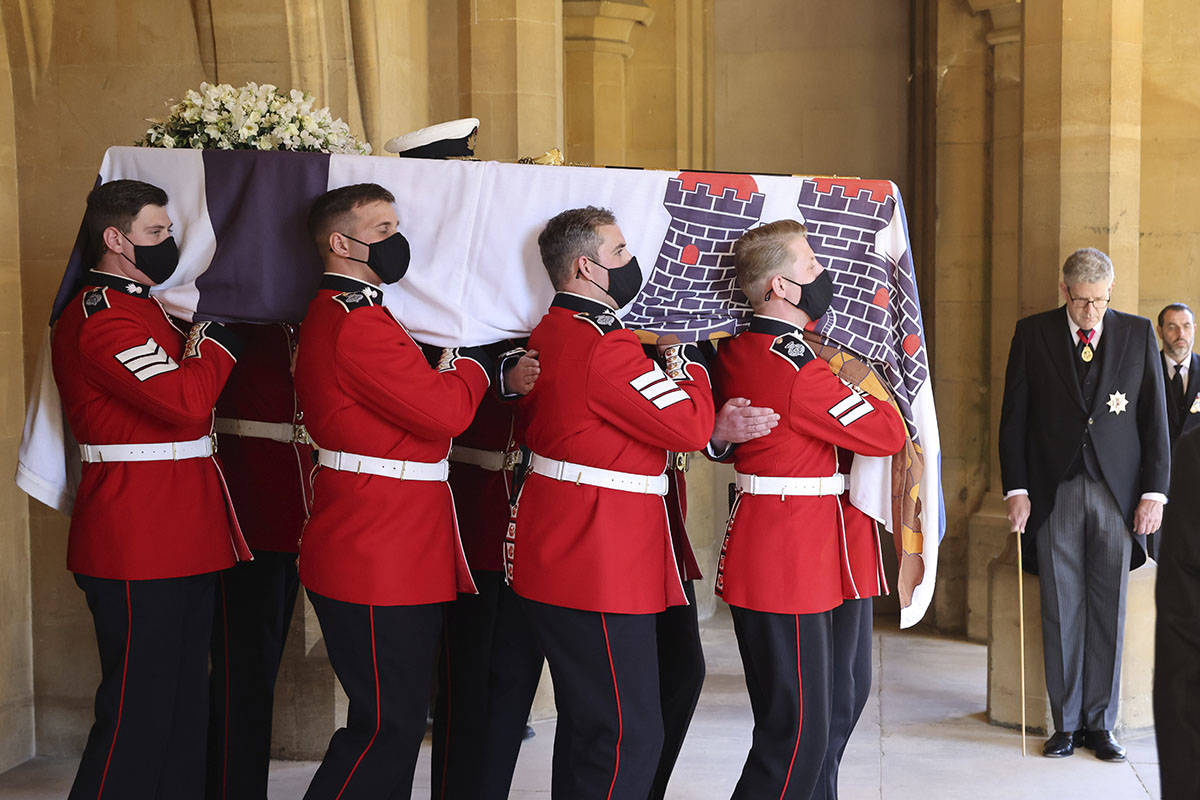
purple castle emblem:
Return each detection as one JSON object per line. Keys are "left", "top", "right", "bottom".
{"left": 624, "top": 172, "right": 765, "bottom": 340}
{"left": 800, "top": 177, "right": 929, "bottom": 438}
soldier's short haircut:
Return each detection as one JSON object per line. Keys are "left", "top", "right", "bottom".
{"left": 1062, "top": 247, "right": 1114, "bottom": 286}
{"left": 733, "top": 219, "right": 809, "bottom": 302}
{"left": 84, "top": 179, "right": 169, "bottom": 266}
{"left": 1158, "top": 302, "right": 1194, "bottom": 327}
{"left": 537, "top": 206, "right": 616, "bottom": 289}
{"left": 307, "top": 183, "right": 396, "bottom": 247}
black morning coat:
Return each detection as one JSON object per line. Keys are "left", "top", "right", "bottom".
{"left": 1161, "top": 351, "right": 1200, "bottom": 442}
{"left": 998, "top": 306, "right": 1171, "bottom": 573}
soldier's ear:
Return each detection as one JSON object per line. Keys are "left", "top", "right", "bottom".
{"left": 328, "top": 231, "right": 350, "bottom": 257}
{"left": 102, "top": 225, "right": 126, "bottom": 255}
{"left": 575, "top": 254, "right": 595, "bottom": 280}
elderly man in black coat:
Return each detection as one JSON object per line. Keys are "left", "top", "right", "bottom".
{"left": 999, "top": 247, "right": 1170, "bottom": 761}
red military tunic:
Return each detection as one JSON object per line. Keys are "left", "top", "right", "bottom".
{"left": 449, "top": 387, "right": 516, "bottom": 573}
{"left": 214, "top": 323, "right": 312, "bottom": 553}
{"left": 666, "top": 469, "right": 704, "bottom": 582}
{"left": 711, "top": 315, "right": 905, "bottom": 614}
{"left": 52, "top": 269, "right": 250, "bottom": 580}
{"left": 294, "top": 273, "right": 490, "bottom": 606}
{"left": 836, "top": 449, "right": 888, "bottom": 600}
{"left": 508, "top": 292, "right": 715, "bottom": 614}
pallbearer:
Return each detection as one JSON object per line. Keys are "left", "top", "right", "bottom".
{"left": 507, "top": 206, "right": 716, "bottom": 799}
{"left": 206, "top": 322, "right": 312, "bottom": 800}
{"left": 711, "top": 219, "right": 905, "bottom": 800}
{"left": 53, "top": 179, "right": 249, "bottom": 800}
{"left": 432, "top": 340, "right": 545, "bottom": 800}
{"left": 295, "top": 183, "right": 502, "bottom": 800}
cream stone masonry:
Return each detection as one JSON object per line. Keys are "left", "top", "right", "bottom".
{"left": 563, "top": 0, "right": 653, "bottom": 164}
{"left": 467, "top": 0, "right": 563, "bottom": 160}
{"left": 966, "top": 0, "right": 1022, "bottom": 642}
{"left": 0, "top": 10, "right": 33, "bottom": 774}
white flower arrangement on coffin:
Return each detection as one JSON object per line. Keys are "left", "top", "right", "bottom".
{"left": 137, "top": 81, "right": 370, "bottom": 154}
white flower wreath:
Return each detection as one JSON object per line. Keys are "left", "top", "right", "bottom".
{"left": 138, "top": 81, "right": 370, "bottom": 154}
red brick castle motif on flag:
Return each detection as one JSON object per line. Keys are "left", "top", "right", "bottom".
{"left": 623, "top": 172, "right": 765, "bottom": 337}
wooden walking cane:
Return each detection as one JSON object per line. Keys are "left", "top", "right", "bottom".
{"left": 1015, "top": 527, "right": 1027, "bottom": 757}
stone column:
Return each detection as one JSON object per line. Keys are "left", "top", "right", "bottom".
{"left": 563, "top": 0, "right": 653, "bottom": 165}
{"left": 467, "top": 0, "right": 563, "bottom": 161}
{"left": 1021, "top": 0, "right": 1143, "bottom": 312}
{"left": 965, "top": 0, "right": 1022, "bottom": 642}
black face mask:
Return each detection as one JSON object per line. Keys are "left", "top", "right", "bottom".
{"left": 340, "top": 231, "right": 412, "bottom": 284}
{"left": 583, "top": 255, "right": 643, "bottom": 309}
{"left": 772, "top": 270, "right": 835, "bottom": 321}
{"left": 118, "top": 232, "right": 179, "bottom": 285}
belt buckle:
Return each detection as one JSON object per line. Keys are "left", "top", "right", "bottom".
{"left": 673, "top": 451, "right": 690, "bottom": 472}
{"left": 503, "top": 450, "right": 520, "bottom": 471}
{"left": 293, "top": 424, "right": 312, "bottom": 446}
{"left": 209, "top": 431, "right": 219, "bottom": 455}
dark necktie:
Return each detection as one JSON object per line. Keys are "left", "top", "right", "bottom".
{"left": 1173, "top": 363, "right": 1186, "bottom": 413}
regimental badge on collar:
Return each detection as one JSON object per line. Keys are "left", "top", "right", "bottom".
{"left": 1107, "top": 391, "right": 1129, "bottom": 415}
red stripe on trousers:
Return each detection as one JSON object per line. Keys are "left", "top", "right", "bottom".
{"left": 335, "top": 606, "right": 381, "bottom": 800}
{"left": 601, "top": 613, "right": 623, "bottom": 800}
{"left": 778, "top": 615, "right": 803, "bottom": 799}
{"left": 96, "top": 581, "right": 132, "bottom": 800}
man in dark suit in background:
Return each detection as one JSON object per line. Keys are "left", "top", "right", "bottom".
{"left": 1153, "top": 423, "right": 1200, "bottom": 799}
{"left": 999, "top": 247, "right": 1170, "bottom": 762}
{"left": 1149, "top": 303, "right": 1197, "bottom": 560}
{"left": 1158, "top": 304, "right": 1199, "bottom": 444}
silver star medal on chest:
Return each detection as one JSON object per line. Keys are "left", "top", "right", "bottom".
{"left": 1107, "top": 391, "right": 1128, "bottom": 415}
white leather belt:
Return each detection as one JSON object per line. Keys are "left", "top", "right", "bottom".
{"left": 449, "top": 445, "right": 507, "bottom": 472}
{"left": 316, "top": 448, "right": 449, "bottom": 481}
{"left": 529, "top": 453, "right": 668, "bottom": 496}
{"left": 79, "top": 435, "right": 215, "bottom": 463}
{"left": 214, "top": 417, "right": 300, "bottom": 444}
{"left": 735, "top": 471, "right": 846, "bottom": 497}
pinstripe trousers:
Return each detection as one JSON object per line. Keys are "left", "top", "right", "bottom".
{"left": 1035, "top": 471, "right": 1132, "bottom": 732}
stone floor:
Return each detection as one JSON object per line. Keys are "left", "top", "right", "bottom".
{"left": 0, "top": 610, "right": 1161, "bottom": 799}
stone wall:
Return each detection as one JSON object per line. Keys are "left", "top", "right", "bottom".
{"left": 1140, "top": 0, "right": 1200, "bottom": 320}
{"left": 0, "top": 12, "right": 33, "bottom": 773}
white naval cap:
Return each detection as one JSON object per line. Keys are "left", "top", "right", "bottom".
{"left": 384, "top": 118, "right": 480, "bottom": 158}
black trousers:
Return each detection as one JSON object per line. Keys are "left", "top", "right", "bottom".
{"left": 206, "top": 550, "right": 300, "bottom": 800}
{"left": 70, "top": 572, "right": 217, "bottom": 800}
{"left": 817, "top": 598, "right": 873, "bottom": 800}
{"left": 431, "top": 571, "right": 544, "bottom": 800}
{"left": 303, "top": 591, "right": 443, "bottom": 800}
{"left": 522, "top": 598, "right": 664, "bottom": 800}
{"left": 649, "top": 580, "right": 706, "bottom": 800}
{"left": 730, "top": 604, "right": 833, "bottom": 800}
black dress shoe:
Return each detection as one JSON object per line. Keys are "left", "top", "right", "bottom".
{"left": 1082, "top": 730, "right": 1126, "bottom": 761}
{"left": 1042, "top": 730, "right": 1076, "bottom": 757}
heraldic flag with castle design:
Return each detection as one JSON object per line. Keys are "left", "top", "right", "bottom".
{"left": 18, "top": 146, "right": 945, "bottom": 628}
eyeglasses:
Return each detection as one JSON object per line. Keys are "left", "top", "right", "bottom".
{"left": 1066, "top": 289, "right": 1110, "bottom": 310}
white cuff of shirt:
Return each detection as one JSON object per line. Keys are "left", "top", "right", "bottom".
{"left": 1003, "top": 489, "right": 1028, "bottom": 499}
{"left": 1141, "top": 492, "right": 1168, "bottom": 505}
